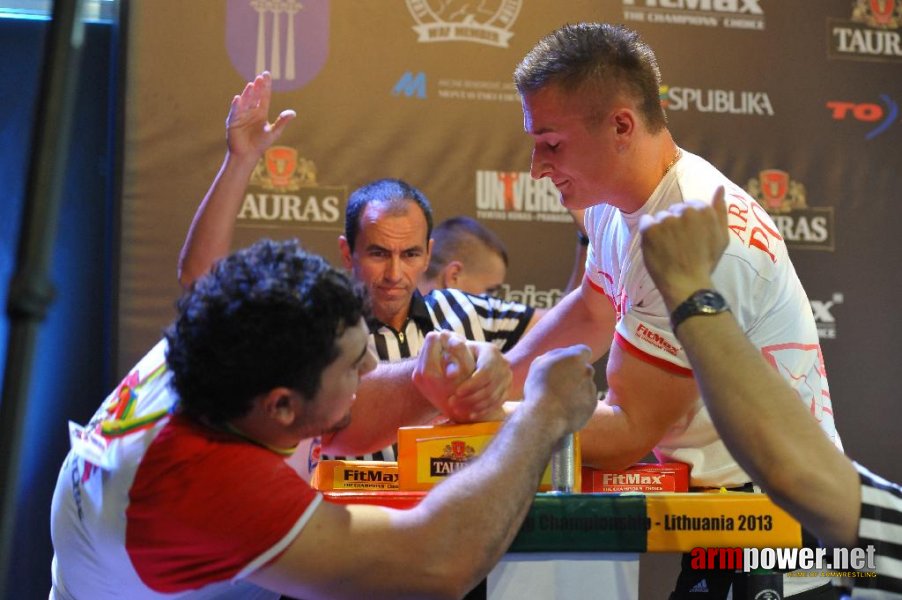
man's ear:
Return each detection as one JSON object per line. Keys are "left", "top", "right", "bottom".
{"left": 338, "top": 236, "right": 353, "bottom": 270}
{"left": 612, "top": 108, "right": 636, "bottom": 140}
{"left": 441, "top": 261, "right": 464, "bottom": 288}
{"left": 259, "top": 387, "right": 302, "bottom": 426}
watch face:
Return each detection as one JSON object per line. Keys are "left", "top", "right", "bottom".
{"left": 670, "top": 289, "right": 731, "bottom": 332}
{"left": 697, "top": 290, "right": 727, "bottom": 313}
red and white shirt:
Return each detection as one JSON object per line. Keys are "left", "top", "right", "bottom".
{"left": 50, "top": 340, "right": 321, "bottom": 599}
{"left": 584, "top": 150, "right": 841, "bottom": 487}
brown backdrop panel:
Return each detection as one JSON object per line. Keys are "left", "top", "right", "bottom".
{"left": 120, "top": 1, "right": 902, "bottom": 493}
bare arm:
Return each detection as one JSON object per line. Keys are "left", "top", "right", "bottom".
{"left": 639, "top": 188, "right": 859, "bottom": 547}
{"left": 502, "top": 278, "right": 616, "bottom": 398}
{"left": 579, "top": 342, "right": 699, "bottom": 470}
{"left": 321, "top": 358, "right": 439, "bottom": 454}
{"left": 323, "top": 333, "right": 512, "bottom": 454}
{"left": 249, "top": 345, "right": 598, "bottom": 599}
{"left": 178, "top": 71, "right": 295, "bottom": 287}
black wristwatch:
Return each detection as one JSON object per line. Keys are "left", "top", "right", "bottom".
{"left": 669, "top": 289, "right": 730, "bottom": 333}
{"left": 577, "top": 231, "right": 590, "bottom": 246}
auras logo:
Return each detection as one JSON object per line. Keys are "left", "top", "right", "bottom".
{"left": 745, "top": 169, "right": 835, "bottom": 251}
{"left": 826, "top": 95, "right": 899, "bottom": 140}
{"left": 238, "top": 146, "right": 346, "bottom": 230}
{"left": 622, "top": 0, "right": 765, "bottom": 30}
{"left": 828, "top": 0, "right": 902, "bottom": 63}
{"left": 660, "top": 85, "right": 774, "bottom": 116}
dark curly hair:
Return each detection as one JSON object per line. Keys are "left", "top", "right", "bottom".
{"left": 514, "top": 23, "right": 667, "bottom": 132}
{"left": 165, "top": 239, "right": 368, "bottom": 424}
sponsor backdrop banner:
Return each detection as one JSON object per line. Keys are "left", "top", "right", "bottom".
{"left": 120, "top": 1, "right": 901, "bottom": 482}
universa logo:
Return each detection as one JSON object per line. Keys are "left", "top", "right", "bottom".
{"left": 238, "top": 146, "right": 346, "bottom": 230}
{"left": 405, "top": 0, "right": 522, "bottom": 47}
{"left": 810, "top": 293, "right": 844, "bottom": 340}
{"left": 392, "top": 71, "right": 427, "bottom": 99}
{"left": 226, "top": 0, "right": 330, "bottom": 91}
{"left": 621, "top": 0, "right": 765, "bottom": 30}
{"left": 475, "top": 171, "right": 571, "bottom": 223}
{"left": 826, "top": 95, "right": 899, "bottom": 140}
{"left": 661, "top": 85, "right": 774, "bottom": 116}
{"left": 828, "top": 0, "right": 902, "bottom": 63}
{"left": 745, "top": 169, "right": 834, "bottom": 251}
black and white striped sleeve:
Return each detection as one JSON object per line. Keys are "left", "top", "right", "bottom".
{"left": 427, "top": 289, "right": 534, "bottom": 352}
{"left": 853, "top": 462, "right": 902, "bottom": 598}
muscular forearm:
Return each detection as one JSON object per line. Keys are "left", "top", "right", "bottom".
{"left": 577, "top": 402, "right": 659, "bottom": 470}
{"left": 178, "top": 151, "right": 258, "bottom": 287}
{"left": 507, "top": 283, "right": 612, "bottom": 396}
{"left": 405, "top": 400, "right": 569, "bottom": 595}
{"left": 677, "top": 312, "right": 860, "bottom": 547}
{"left": 322, "top": 359, "right": 439, "bottom": 454}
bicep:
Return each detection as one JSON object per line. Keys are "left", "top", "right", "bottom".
{"left": 604, "top": 340, "right": 699, "bottom": 446}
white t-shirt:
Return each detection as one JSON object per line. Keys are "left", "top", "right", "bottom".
{"left": 584, "top": 150, "right": 841, "bottom": 487}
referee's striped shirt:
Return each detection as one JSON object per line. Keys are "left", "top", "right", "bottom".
{"left": 852, "top": 462, "right": 902, "bottom": 598}
{"left": 325, "top": 288, "right": 534, "bottom": 462}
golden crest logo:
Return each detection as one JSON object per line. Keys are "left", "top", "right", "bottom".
{"left": 828, "top": 0, "right": 902, "bottom": 62}
{"left": 430, "top": 440, "right": 476, "bottom": 476}
{"left": 406, "top": 0, "right": 521, "bottom": 47}
{"left": 238, "top": 146, "right": 346, "bottom": 231}
{"left": 745, "top": 170, "right": 834, "bottom": 251}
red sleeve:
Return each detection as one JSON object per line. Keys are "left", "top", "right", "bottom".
{"left": 126, "top": 416, "right": 320, "bottom": 593}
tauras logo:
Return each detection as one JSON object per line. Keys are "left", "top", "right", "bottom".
{"left": 431, "top": 440, "right": 475, "bottom": 476}
{"left": 406, "top": 0, "right": 521, "bottom": 47}
{"left": 661, "top": 85, "right": 774, "bottom": 116}
{"left": 475, "top": 171, "right": 571, "bottom": 223}
{"left": 239, "top": 146, "right": 346, "bottom": 230}
{"left": 745, "top": 170, "right": 834, "bottom": 252}
{"left": 828, "top": 0, "right": 902, "bottom": 63}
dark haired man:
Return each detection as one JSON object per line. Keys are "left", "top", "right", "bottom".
{"left": 50, "top": 238, "right": 598, "bottom": 599}
{"left": 499, "top": 23, "right": 841, "bottom": 597}
{"left": 179, "top": 73, "right": 543, "bottom": 467}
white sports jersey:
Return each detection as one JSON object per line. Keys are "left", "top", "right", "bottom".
{"left": 50, "top": 340, "right": 321, "bottom": 599}
{"left": 585, "top": 150, "right": 840, "bottom": 486}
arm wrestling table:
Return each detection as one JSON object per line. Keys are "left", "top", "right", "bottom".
{"left": 322, "top": 490, "right": 801, "bottom": 600}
